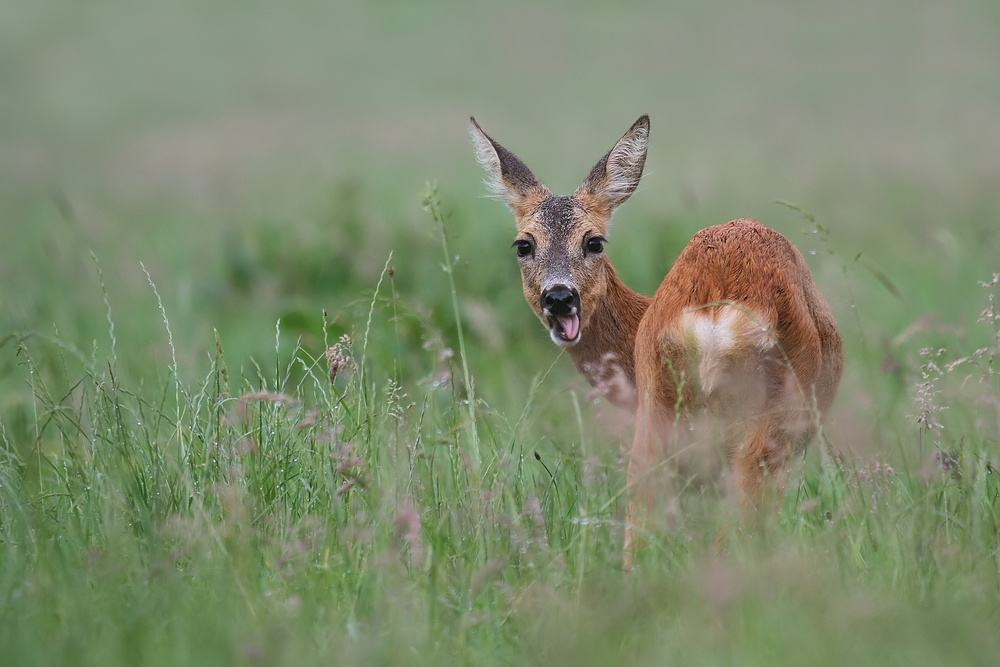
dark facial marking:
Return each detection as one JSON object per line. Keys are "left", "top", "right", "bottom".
{"left": 535, "top": 196, "right": 580, "bottom": 232}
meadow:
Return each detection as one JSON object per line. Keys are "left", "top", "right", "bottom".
{"left": 2, "top": 1, "right": 999, "bottom": 664}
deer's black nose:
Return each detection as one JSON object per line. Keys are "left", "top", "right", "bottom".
{"left": 541, "top": 286, "right": 579, "bottom": 315}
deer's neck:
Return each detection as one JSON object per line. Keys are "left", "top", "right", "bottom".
{"left": 567, "top": 266, "right": 651, "bottom": 411}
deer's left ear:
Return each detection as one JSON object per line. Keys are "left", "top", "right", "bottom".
{"left": 575, "top": 115, "right": 649, "bottom": 212}
{"left": 470, "top": 117, "right": 549, "bottom": 211}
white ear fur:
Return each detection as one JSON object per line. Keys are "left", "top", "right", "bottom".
{"left": 469, "top": 117, "right": 545, "bottom": 211}
{"left": 469, "top": 120, "right": 507, "bottom": 203}
{"left": 576, "top": 115, "right": 649, "bottom": 209}
{"left": 604, "top": 120, "right": 648, "bottom": 202}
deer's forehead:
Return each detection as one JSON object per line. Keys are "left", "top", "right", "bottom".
{"left": 516, "top": 195, "right": 601, "bottom": 240}
{"left": 535, "top": 196, "right": 580, "bottom": 230}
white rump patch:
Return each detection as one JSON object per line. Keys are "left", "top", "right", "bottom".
{"left": 682, "top": 306, "right": 775, "bottom": 395}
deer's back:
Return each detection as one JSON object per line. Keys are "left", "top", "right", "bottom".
{"left": 634, "top": 219, "right": 842, "bottom": 418}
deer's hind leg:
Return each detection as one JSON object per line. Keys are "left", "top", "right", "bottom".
{"left": 729, "top": 418, "right": 793, "bottom": 511}
{"left": 624, "top": 396, "right": 685, "bottom": 569}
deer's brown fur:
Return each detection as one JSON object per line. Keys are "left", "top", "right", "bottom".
{"left": 470, "top": 115, "right": 843, "bottom": 565}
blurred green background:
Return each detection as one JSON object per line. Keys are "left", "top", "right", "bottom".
{"left": 2, "top": 0, "right": 998, "bottom": 446}
{"left": 3, "top": 2, "right": 1000, "bottom": 664}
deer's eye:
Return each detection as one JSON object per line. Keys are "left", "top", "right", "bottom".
{"left": 513, "top": 239, "right": 534, "bottom": 258}
{"left": 585, "top": 236, "right": 606, "bottom": 254}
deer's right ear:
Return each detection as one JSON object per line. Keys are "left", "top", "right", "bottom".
{"left": 470, "top": 117, "right": 546, "bottom": 211}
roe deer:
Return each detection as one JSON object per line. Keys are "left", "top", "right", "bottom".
{"left": 470, "top": 115, "right": 843, "bottom": 565}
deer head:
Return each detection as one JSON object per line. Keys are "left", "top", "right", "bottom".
{"left": 470, "top": 115, "right": 650, "bottom": 348}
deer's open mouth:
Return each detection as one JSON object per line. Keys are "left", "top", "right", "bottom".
{"left": 541, "top": 284, "right": 582, "bottom": 347}
{"left": 547, "top": 312, "right": 581, "bottom": 346}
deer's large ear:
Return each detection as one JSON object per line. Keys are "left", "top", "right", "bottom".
{"left": 470, "top": 117, "right": 548, "bottom": 211}
{"left": 575, "top": 115, "right": 649, "bottom": 212}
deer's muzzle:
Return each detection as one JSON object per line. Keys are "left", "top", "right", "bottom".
{"left": 541, "top": 285, "right": 581, "bottom": 346}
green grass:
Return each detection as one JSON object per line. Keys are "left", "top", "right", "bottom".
{"left": 3, "top": 0, "right": 1000, "bottom": 664}
{"left": 2, "top": 190, "right": 998, "bottom": 664}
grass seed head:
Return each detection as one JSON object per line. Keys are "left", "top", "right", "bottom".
{"left": 325, "top": 335, "right": 353, "bottom": 384}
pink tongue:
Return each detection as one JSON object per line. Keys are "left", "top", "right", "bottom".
{"left": 558, "top": 314, "right": 580, "bottom": 341}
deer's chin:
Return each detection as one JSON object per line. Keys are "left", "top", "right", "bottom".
{"left": 547, "top": 313, "right": 581, "bottom": 347}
